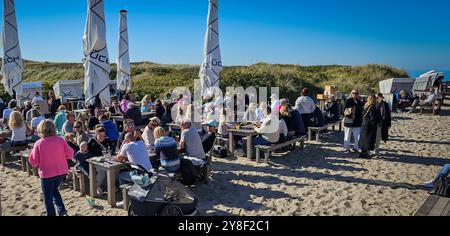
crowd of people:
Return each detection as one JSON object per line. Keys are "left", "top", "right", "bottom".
{"left": 0, "top": 87, "right": 401, "bottom": 216}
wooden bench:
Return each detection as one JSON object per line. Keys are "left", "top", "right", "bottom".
{"left": 120, "top": 184, "right": 134, "bottom": 211}
{"left": 11, "top": 152, "right": 39, "bottom": 177}
{"left": 255, "top": 135, "right": 306, "bottom": 164}
{"left": 308, "top": 120, "right": 342, "bottom": 142}
{"left": 419, "top": 99, "right": 442, "bottom": 115}
{"left": 69, "top": 169, "right": 87, "bottom": 195}
{"left": 415, "top": 195, "right": 450, "bottom": 216}
{"left": 0, "top": 145, "right": 30, "bottom": 166}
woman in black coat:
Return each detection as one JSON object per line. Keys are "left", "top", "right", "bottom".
{"left": 375, "top": 93, "right": 392, "bottom": 155}
{"left": 359, "top": 95, "right": 381, "bottom": 158}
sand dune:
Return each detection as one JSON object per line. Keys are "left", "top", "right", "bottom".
{"left": 1, "top": 105, "right": 449, "bottom": 216}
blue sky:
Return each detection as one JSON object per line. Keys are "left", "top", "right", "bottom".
{"left": 6, "top": 0, "right": 450, "bottom": 70}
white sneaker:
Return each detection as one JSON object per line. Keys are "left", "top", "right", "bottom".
{"left": 96, "top": 188, "right": 104, "bottom": 197}
{"left": 116, "top": 201, "right": 124, "bottom": 207}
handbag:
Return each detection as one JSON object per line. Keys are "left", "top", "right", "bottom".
{"left": 343, "top": 107, "right": 355, "bottom": 124}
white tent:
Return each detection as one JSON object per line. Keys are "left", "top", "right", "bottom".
{"left": 83, "top": 0, "right": 111, "bottom": 106}
{"left": 413, "top": 70, "right": 444, "bottom": 92}
{"left": 199, "top": 0, "right": 223, "bottom": 96}
{"left": 379, "top": 78, "right": 415, "bottom": 95}
{"left": 17, "top": 81, "right": 42, "bottom": 106}
{"left": 116, "top": 10, "right": 131, "bottom": 93}
{"left": 1, "top": 0, "right": 23, "bottom": 96}
{"left": 53, "top": 80, "right": 83, "bottom": 104}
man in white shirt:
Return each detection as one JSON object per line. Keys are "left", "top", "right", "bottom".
{"left": 179, "top": 119, "right": 206, "bottom": 160}
{"left": 142, "top": 117, "right": 160, "bottom": 149}
{"left": 31, "top": 92, "right": 44, "bottom": 105}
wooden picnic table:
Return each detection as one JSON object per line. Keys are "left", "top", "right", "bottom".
{"left": 228, "top": 128, "right": 258, "bottom": 161}
{"left": 12, "top": 149, "right": 38, "bottom": 177}
{"left": 87, "top": 158, "right": 128, "bottom": 207}
{"left": 415, "top": 195, "right": 450, "bottom": 216}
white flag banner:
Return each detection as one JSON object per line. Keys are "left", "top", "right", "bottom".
{"left": 1, "top": 0, "right": 23, "bottom": 96}
{"left": 116, "top": 10, "right": 131, "bottom": 92}
{"left": 83, "top": 0, "right": 111, "bottom": 106}
{"left": 199, "top": 0, "right": 222, "bottom": 96}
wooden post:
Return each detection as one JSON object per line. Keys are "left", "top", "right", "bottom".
{"left": 264, "top": 151, "right": 269, "bottom": 164}
{"left": 228, "top": 132, "right": 234, "bottom": 154}
{"left": 20, "top": 155, "right": 27, "bottom": 172}
{"left": 89, "top": 163, "right": 97, "bottom": 198}
{"left": 79, "top": 173, "right": 86, "bottom": 195}
{"left": 72, "top": 171, "right": 79, "bottom": 191}
{"left": 255, "top": 148, "right": 260, "bottom": 163}
{"left": 308, "top": 128, "right": 312, "bottom": 141}
{"left": 316, "top": 131, "right": 320, "bottom": 142}
{"left": 107, "top": 169, "right": 116, "bottom": 206}
{"left": 246, "top": 135, "right": 252, "bottom": 161}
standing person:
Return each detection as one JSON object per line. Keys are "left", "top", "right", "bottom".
{"left": 54, "top": 105, "right": 67, "bottom": 135}
{"left": 28, "top": 119, "right": 74, "bottom": 216}
{"left": 374, "top": 93, "right": 392, "bottom": 156}
{"left": 343, "top": 89, "right": 364, "bottom": 154}
{"left": 31, "top": 91, "right": 44, "bottom": 105}
{"left": 47, "top": 91, "right": 61, "bottom": 118}
{"left": 62, "top": 112, "right": 76, "bottom": 135}
{"left": 73, "top": 121, "right": 91, "bottom": 146}
{"left": 359, "top": 95, "right": 381, "bottom": 159}
{"left": 294, "top": 88, "right": 316, "bottom": 130}
{"left": 324, "top": 95, "right": 340, "bottom": 123}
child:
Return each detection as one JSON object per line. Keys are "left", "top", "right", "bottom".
{"left": 73, "top": 142, "right": 93, "bottom": 176}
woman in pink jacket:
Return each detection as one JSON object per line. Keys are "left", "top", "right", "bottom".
{"left": 29, "top": 119, "right": 74, "bottom": 216}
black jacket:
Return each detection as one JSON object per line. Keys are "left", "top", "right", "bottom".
{"left": 344, "top": 98, "right": 364, "bottom": 128}
{"left": 377, "top": 101, "right": 392, "bottom": 142}
{"left": 283, "top": 109, "right": 306, "bottom": 136}
{"left": 87, "top": 137, "right": 115, "bottom": 157}
{"left": 124, "top": 107, "right": 143, "bottom": 126}
{"left": 155, "top": 105, "right": 165, "bottom": 121}
{"left": 325, "top": 101, "right": 340, "bottom": 122}
{"left": 359, "top": 104, "right": 381, "bottom": 151}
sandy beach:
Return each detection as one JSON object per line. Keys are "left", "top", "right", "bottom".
{"left": 1, "top": 104, "right": 449, "bottom": 216}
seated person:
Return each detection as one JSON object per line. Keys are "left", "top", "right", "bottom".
{"left": 73, "top": 141, "right": 93, "bottom": 176}
{"left": 309, "top": 106, "right": 326, "bottom": 127}
{"left": 87, "top": 127, "right": 116, "bottom": 196}
{"left": 99, "top": 114, "right": 119, "bottom": 149}
{"left": 179, "top": 119, "right": 206, "bottom": 160}
{"left": 124, "top": 103, "right": 143, "bottom": 126}
{"left": 6, "top": 111, "right": 31, "bottom": 147}
{"left": 395, "top": 90, "right": 411, "bottom": 112}
{"left": 280, "top": 104, "right": 306, "bottom": 136}
{"left": 117, "top": 133, "right": 152, "bottom": 185}
{"left": 21, "top": 101, "right": 32, "bottom": 123}
{"left": 324, "top": 95, "right": 340, "bottom": 123}
{"left": 30, "top": 109, "right": 45, "bottom": 141}
{"left": 143, "top": 117, "right": 160, "bottom": 150}
{"left": 87, "top": 108, "right": 100, "bottom": 131}
{"left": 201, "top": 120, "right": 217, "bottom": 154}
{"left": 73, "top": 121, "right": 91, "bottom": 146}
{"left": 423, "top": 164, "right": 450, "bottom": 188}
{"left": 117, "top": 119, "right": 136, "bottom": 150}
{"left": 108, "top": 99, "right": 123, "bottom": 115}
{"left": 31, "top": 91, "right": 44, "bottom": 105}
{"left": 54, "top": 105, "right": 67, "bottom": 135}
{"left": 64, "top": 133, "right": 78, "bottom": 168}
{"left": 62, "top": 112, "right": 76, "bottom": 135}
{"left": 409, "top": 92, "right": 437, "bottom": 113}
{"left": 2, "top": 100, "right": 17, "bottom": 127}
{"left": 243, "top": 106, "right": 279, "bottom": 156}
{"left": 154, "top": 127, "right": 180, "bottom": 173}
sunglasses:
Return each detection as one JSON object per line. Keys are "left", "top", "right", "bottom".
{"left": 352, "top": 92, "right": 359, "bottom": 95}
{"left": 74, "top": 126, "right": 81, "bottom": 129}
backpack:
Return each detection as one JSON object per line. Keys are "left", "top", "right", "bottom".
{"left": 179, "top": 158, "right": 196, "bottom": 186}
{"left": 213, "top": 145, "right": 227, "bottom": 159}
{"left": 432, "top": 177, "right": 450, "bottom": 197}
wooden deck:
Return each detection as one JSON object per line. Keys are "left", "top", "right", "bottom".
{"left": 415, "top": 195, "right": 450, "bottom": 216}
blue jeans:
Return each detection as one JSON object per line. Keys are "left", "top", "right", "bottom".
{"left": 41, "top": 175, "right": 66, "bottom": 216}
{"left": 438, "top": 164, "right": 450, "bottom": 178}
{"left": 119, "top": 171, "right": 133, "bottom": 186}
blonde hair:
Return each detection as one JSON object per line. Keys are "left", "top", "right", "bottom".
{"left": 37, "top": 119, "right": 57, "bottom": 138}
{"left": 153, "top": 127, "right": 166, "bottom": 140}
{"left": 364, "top": 95, "right": 376, "bottom": 110}
{"left": 64, "top": 133, "right": 75, "bottom": 142}
{"left": 8, "top": 111, "right": 24, "bottom": 129}
{"left": 141, "top": 95, "right": 150, "bottom": 105}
